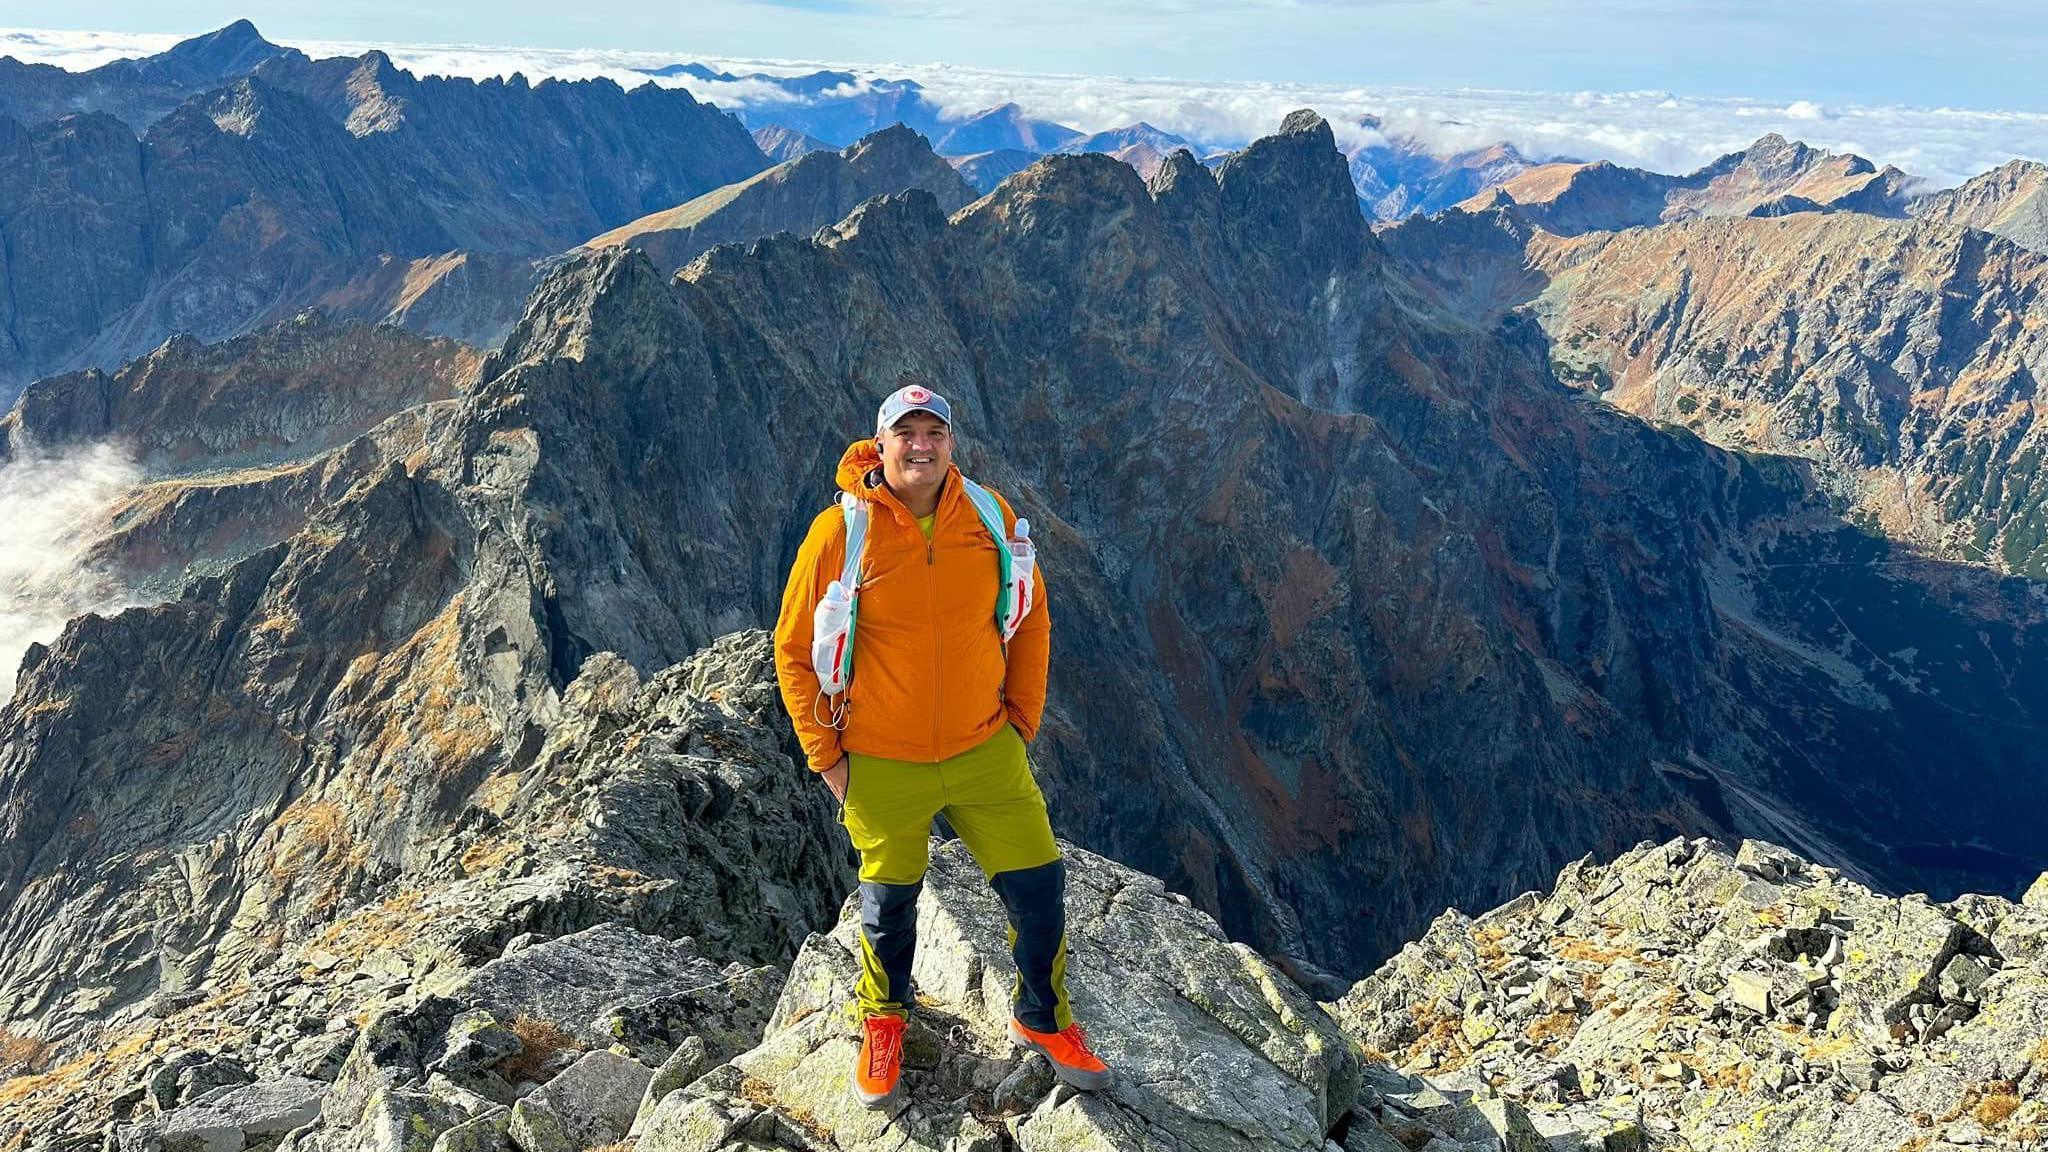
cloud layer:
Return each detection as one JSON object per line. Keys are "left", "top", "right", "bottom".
{"left": 5, "top": 25, "right": 2046, "bottom": 190}
{"left": 0, "top": 441, "right": 142, "bottom": 703}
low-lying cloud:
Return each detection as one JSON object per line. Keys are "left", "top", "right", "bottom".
{"left": 0, "top": 441, "right": 142, "bottom": 704}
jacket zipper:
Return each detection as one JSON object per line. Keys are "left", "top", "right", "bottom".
{"left": 927, "top": 517, "right": 940, "bottom": 760}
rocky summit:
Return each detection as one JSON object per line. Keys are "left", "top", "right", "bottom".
{"left": 6, "top": 637, "right": 2042, "bottom": 1151}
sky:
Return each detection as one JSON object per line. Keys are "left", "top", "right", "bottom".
{"left": 2, "top": 3, "right": 2047, "bottom": 185}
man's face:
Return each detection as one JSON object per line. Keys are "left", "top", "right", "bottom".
{"left": 877, "top": 411, "right": 953, "bottom": 494}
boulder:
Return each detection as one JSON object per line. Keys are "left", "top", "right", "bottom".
{"left": 505, "top": 1049, "right": 650, "bottom": 1151}
{"left": 157, "top": 1078, "right": 325, "bottom": 1152}
{"left": 628, "top": 1036, "right": 709, "bottom": 1138}
{"left": 451, "top": 923, "right": 780, "bottom": 1058}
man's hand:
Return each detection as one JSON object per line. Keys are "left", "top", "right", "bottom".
{"left": 819, "top": 754, "right": 849, "bottom": 803}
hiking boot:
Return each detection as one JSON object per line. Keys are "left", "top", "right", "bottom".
{"left": 852, "top": 1012, "right": 907, "bottom": 1107}
{"left": 1008, "top": 1018, "right": 1114, "bottom": 1090}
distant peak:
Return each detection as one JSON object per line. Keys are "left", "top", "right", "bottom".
{"left": 136, "top": 17, "right": 292, "bottom": 84}
{"left": 852, "top": 122, "right": 924, "bottom": 148}
{"left": 1278, "top": 108, "right": 1330, "bottom": 138}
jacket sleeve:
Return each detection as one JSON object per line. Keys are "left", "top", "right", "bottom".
{"left": 774, "top": 507, "right": 846, "bottom": 771}
{"left": 996, "top": 492, "right": 1052, "bottom": 742}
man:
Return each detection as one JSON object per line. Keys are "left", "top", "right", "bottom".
{"left": 774, "top": 384, "right": 1112, "bottom": 1108}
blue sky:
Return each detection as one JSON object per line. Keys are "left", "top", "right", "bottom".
{"left": 3, "top": 0, "right": 2042, "bottom": 112}
{"left": 6, "top": 2, "right": 2047, "bottom": 185}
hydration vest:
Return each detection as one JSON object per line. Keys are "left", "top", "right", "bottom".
{"left": 810, "top": 475, "right": 1036, "bottom": 724}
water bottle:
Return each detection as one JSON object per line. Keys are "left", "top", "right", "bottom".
{"left": 1002, "top": 520, "right": 1036, "bottom": 640}
{"left": 812, "top": 578, "right": 856, "bottom": 694}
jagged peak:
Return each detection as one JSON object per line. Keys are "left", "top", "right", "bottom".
{"left": 817, "top": 186, "right": 949, "bottom": 249}
{"left": 1214, "top": 109, "right": 1369, "bottom": 267}
{"left": 480, "top": 246, "right": 686, "bottom": 389}
{"left": 196, "top": 75, "right": 295, "bottom": 137}
{"left": 349, "top": 49, "right": 405, "bottom": 85}
{"left": 842, "top": 121, "right": 939, "bottom": 166}
{"left": 1148, "top": 146, "right": 1214, "bottom": 199}
{"left": 961, "top": 150, "right": 1150, "bottom": 223}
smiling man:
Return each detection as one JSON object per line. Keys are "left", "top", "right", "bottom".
{"left": 773, "top": 383, "right": 1112, "bottom": 1108}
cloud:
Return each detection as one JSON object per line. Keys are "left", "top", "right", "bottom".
{"left": 0, "top": 441, "right": 143, "bottom": 704}
{"left": 5, "top": 25, "right": 2046, "bottom": 187}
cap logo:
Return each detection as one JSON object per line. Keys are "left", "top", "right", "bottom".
{"left": 904, "top": 387, "right": 931, "bottom": 403}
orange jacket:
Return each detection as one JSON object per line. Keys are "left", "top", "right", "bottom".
{"left": 775, "top": 439, "right": 1050, "bottom": 771}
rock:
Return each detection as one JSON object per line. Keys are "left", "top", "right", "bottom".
{"left": 323, "top": 1000, "right": 463, "bottom": 1130}
{"left": 505, "top": 1050, "right": 649, "bottom": 1151}
{"left": 347, "top": 1087, "right": 468, "bottom": 1152}
{"left": 1724, "top": 971, "right": 1773, "bottom": 1017}
{"left": 633, "top": 1092, "right": 746, "bottom": 1152}
{"left": 428, "top": 1107, "right": 511, "bottom": 1152}
{"left": 1938, "top": 954, "right": 1993, "bottom": 1004}
{"left": 148, "top": 1054, "right": 254, "bottom": 1113}
{"left": 1734, "top": 840, "right": 1808, "bottom": 883}
{"left": 423, "top": 1012, "right": 521, "bottom": 1103}
{"left": 2024, "top": 873, "right": 2048, "bottom": 910}
{"left": 453, "top": 909, "right": 781, "bottom": 1057}
{"left": 155, "top": 1078, "right": 324, "bottom": 1152}
{"left": 628, "top": 1036, "right": 708, "bottom": 1138}
{"left": 1337, "top": 1112, "right": 1411, "bottom": 1152}
{"left": 1433, "top": 1096, "right": 1548, "bottom": 1151}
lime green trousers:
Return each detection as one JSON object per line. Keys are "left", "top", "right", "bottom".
{"left": 842, "top": 722, "right": 1071, "bottom": 1031}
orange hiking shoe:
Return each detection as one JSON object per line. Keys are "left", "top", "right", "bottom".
{"left": 1009, "top": 1018, "right": 1114, "bottom": 1090}
{"left": 853, "top": 1012, "right": 907, "bottom": 1107}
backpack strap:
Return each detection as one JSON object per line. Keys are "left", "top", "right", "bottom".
{"left": 958, "top": 477, "right": 1036, "bottom": 642}
{"left": 837, "top": 492, "right": 870, "bottom": 594}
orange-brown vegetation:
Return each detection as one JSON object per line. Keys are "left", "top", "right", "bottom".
{"left": 496, "top": 1015, "right": 579, "bottom": 1086}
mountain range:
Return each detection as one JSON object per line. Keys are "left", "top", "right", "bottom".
{"left": 3, "top": 21, "right": 2048, "bottom": 1150}
{"left": 0, "top": 25, "right": 766, "bottom": 402}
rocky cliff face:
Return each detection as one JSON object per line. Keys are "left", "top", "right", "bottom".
{"left": 1913, "top": 159, "right": 2048, "bottom": 254}
{"left": 1, "top": 312, "right": 478, "bottom": 476}
{"left": 0, "top": 313, "right": 482, "bottom": 606}
{"left": 2, "top": 111, "right": 2041, "bottom": 1087}
{"left": 1461, "top": 134, "right": 1913, "bottom": 236}
{"left": 0, "top": 49, "right": 766, "bottom": 400}
{"left": 585, "top": 125, "right": 978, "bottom": 275}
{"left": 1388, "top": 205, "right": 2048, "bottom": 579}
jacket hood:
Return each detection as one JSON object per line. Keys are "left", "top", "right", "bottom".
{"left": 834, "top": 437, "right": 962, "bottom": 506}
{"left": 836, "top": 438, "right": 885, "bottom": 497}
